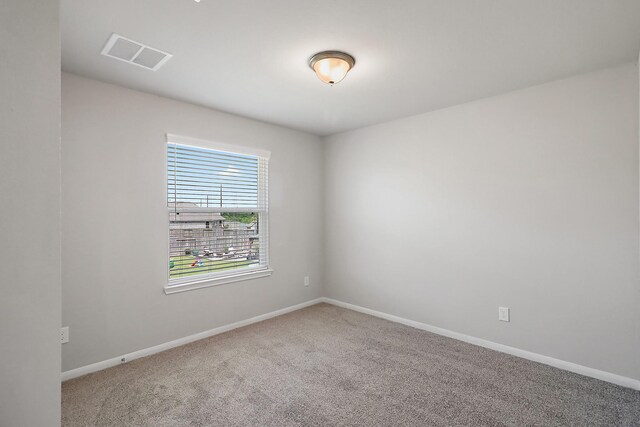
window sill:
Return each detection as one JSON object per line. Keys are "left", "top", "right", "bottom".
{"left": 164, "top": 268, "right": 273, "bottom": 295}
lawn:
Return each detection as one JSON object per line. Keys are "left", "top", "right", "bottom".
{"left": 170, "top": 255, "right": 255, "bottom": 279}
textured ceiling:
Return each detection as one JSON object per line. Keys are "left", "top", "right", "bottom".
{"left": 62, "top": 0, "right": 640, "bottom": 135}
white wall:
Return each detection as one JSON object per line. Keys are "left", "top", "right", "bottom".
{"left": 324, "top": 64, "right": 640, "bottom": 380}
{"left": 61, "top": 73, "right": 324, "bottom": 371}
{"left": 0, "top": 1, "right": 61, "bottom": 425}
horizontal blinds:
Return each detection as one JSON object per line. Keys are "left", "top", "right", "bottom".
{"left": 167, "top": 143, "right": 268, "bottom": 213}
{"left": 167, "top": 141, "right": 269, "bottom": 283}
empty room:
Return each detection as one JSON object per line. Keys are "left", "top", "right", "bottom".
{"left": 2, "top": 0, "right": 640, "bottom": 426}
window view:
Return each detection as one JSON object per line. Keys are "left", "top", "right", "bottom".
{"left": 167, "top": 139, "right": 269, "bottom": 286}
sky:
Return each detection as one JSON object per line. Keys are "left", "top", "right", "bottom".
{"left": 167, "top": 143, "right": 261, "bottom": 209}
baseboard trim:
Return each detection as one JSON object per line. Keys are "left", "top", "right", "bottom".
{"left": 319, "top": 297, "right": 640, "bottom": 391}
{"left": 61, "top": 298, "right": 323, "bottom": 382}
{"left": 62, "top": 296, "right": 639, "bottom": 390}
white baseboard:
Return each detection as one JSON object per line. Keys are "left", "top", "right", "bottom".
{"left": 62, "top": 296, "right": 640, "bottom": 391}
{"left": 61, "top": 298, "right": 323, "bottom": 382}
{"left": 319, "top": 297, "right": 640, "bottom": 391}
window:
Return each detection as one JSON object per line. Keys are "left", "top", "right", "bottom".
{"left": 166, "top": 134, "right": 271, "bottom": 294}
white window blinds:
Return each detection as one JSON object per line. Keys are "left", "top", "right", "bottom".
{"left": 167, "top": 136, "right": 269, "bottom": 287}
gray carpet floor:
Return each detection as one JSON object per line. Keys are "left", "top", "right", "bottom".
{"left": 62, "top": 303, "right": 640, "bottom": 426}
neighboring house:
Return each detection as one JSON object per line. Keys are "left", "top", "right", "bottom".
{"left": 169, "top": 202, "right": 258, "bottom": 259}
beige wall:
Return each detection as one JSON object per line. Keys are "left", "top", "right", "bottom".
{"left": 324, "top": 64, "right": 640, "bottom": 380}
{"left": 61, "top": 73, "right": 324, "bottom": 371}
{"left": 62, "top": 62, "right": 639, "bottom": 384}
{"left": 0, "top": 1, "right": 61, "bottom": 425}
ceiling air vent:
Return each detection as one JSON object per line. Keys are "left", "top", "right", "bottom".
{"left": 101, "top": 33, "right": 172, "bottom": 71}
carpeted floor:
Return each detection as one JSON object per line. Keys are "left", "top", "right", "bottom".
{"left": 62, "top": 303, "right": 640, "bottom": 426}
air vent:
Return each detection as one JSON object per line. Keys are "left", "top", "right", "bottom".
{"left": 101, "top": 33, "right": 172, "bottom": 71}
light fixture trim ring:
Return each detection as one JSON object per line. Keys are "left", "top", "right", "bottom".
{"left": 308, "top": 51, "right": 356, "bottom": 71}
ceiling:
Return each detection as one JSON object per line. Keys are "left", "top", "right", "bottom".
{"left": 61, "top": 0, "right": 640, "bottom": 136}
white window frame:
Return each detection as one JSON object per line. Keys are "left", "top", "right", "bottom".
{"left": 164, "top": 134, "right": 272, "bottom": 295}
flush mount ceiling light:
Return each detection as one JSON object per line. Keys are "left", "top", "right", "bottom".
{"left": 308, "top": 51, "right": 356, "bottom": 85}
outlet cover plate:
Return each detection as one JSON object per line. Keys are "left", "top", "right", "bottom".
{"left": 498, "top": 307, "right": 510, "bottom": 322}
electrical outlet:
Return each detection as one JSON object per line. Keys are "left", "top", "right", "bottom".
{"left": 61, "top": 326, "right": 69, "bottom": 344}
{"left": 498, "top": 307, "right": 510, "bottom": 322}
{"left": 303, "top": 276, "right": 310, "bottom": 287}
